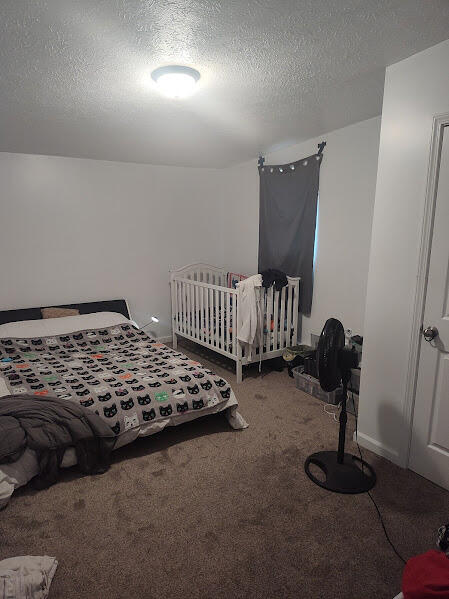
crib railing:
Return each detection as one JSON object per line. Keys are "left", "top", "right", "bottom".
{"left": 170, "top": 264, "right": 300, "bottom": 383}
{"left": 172, "top": 263, "right": 228, "bottom": 287}
{"left": 172, "top": 276, "right": 237, "bottom": 359}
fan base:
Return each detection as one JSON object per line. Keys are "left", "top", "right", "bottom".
{"left": 304, "top": 451, "right": 376, "bottom": 494}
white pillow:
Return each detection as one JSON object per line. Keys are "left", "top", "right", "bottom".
{"left": 0, "top": 311, "right": 131, "bottom": 338}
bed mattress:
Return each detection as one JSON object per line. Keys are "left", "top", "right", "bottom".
{"left": 0, "top": 312, "right": 246, "bottom": 507}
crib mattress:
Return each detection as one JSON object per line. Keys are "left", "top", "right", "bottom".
{"left": 177, "top": 305, "right": 293, "bottom": 349}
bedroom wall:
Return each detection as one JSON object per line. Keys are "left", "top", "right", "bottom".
{"left": 217, "top": 116, "right": 381, "bottom": 344}
{"left": 0, "top": 117, "right": 381, "bottom": 347}
{"left": 358, "top": 38, "right": 449, "bottom": 466}
{"left": 0, "top": 152, "right": 223, "bottom": 338}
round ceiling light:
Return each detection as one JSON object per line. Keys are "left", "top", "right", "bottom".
{"left": 151, "top": 65, "right": 200, "bottom": 99}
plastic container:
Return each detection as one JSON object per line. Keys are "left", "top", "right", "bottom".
{"left": 349, "top": 367, "right": 360, "bottom": 394}
{"left": 292, "top": 365, "right": 342, "bottom": 405}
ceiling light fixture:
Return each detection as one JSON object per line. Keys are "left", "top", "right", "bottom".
{"left": 151, "top": 65, "right": 200, "bottom": 99}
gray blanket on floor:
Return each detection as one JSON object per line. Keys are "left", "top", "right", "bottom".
{"left": 0, "top": 394, "right": 116, "bottom": 489}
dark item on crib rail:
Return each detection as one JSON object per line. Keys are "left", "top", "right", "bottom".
{"left": 260, "top": 269, "right": 288, "bottom": 291}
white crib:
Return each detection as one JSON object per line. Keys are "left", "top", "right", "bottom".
{"left": 170, "top": 263, "right": 300, "bottom": 383}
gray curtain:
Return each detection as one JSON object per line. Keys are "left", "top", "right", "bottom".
{"left": 258, "top": 153, "right": 322, "bottom": 314}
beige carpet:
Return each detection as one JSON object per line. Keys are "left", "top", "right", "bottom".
{"left": 1, "top": 340, "right": 447, "bottom": 599}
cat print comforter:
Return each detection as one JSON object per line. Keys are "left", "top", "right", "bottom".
{"left": 0, "top": 323, "right": 245, "bottom": 440}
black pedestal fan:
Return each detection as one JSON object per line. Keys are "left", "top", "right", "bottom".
{"left": 304, "top": 318, "right": 376, "bottom": 494}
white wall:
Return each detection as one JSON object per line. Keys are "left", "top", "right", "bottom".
{"left": 358, "top": 39, "right": 449, "bottom": 466}
{"left": 217, "top": 117, "right": 381, "bottom": 344}
{"left": 0, "top": 117, "right": 381, "bottom": 351}
{"left": 0, "top": 153, "right": 222, "bottom": 338}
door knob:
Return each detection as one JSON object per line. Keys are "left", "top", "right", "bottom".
{"left": 423, "top": 326, "right": 438, "bottom": 342}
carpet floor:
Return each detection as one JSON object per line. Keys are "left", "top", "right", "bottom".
{"left": 1, "top": 340, "right": 448, "bottom": 599}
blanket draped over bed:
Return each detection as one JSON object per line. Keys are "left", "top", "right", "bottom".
{"left": 0, "top": 394, "right": 115, "bottom": 488}
{"left": 0, "top": 321, "right": 238, "bottom": 442}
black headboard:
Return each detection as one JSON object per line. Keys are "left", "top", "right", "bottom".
{"left": 0, "top": 299, "right": 130, "bottom": 326}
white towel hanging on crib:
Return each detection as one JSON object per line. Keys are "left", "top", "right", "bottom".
{"left": 237, "top": 274, "right": 263, "bottom": 354}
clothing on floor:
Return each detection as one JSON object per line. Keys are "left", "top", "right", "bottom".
{"left": 282, "top": 345, "right": 315, "bottom": 377}
{"left": 402, "top": 550, "right": 449, "bottom": 598}
{"left": 0, "top": 394, "right": 115, "bottom": 489}
{"left": 260, "top": 269, "right": 288, "bottom": 291}
{"left": 0, "top": 555, "right": 58, "bottom": 599}
{"left": 437, "top": 524, "right": 449, "bottom": 556}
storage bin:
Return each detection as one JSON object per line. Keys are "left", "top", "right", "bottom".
{"left": 292, "top": 366, "right": 342, "bottom": 405}
{"left": 349, "top": 367, "right": 360, "bottom": 394}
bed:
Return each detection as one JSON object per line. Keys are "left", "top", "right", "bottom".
{"left": 0, "top": 300, "right": 247, "bottom": 507}
{"left": 170, "top": 263, "right": 301, "bottom": 383}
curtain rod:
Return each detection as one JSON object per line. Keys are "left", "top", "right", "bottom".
{"left": 258, "top": 140, "right": 326, "bottom": 167}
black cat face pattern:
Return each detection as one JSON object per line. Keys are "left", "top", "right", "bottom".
{"left": 103, "top": 404, "right": 117, "bottom": 418}
{"left": 143, "top": 409, "right": 156, "bottom": 421}
{"left": 159, "top": 405, "right": 172, "bottom": 417}
{"left": 0, "top": 324, "right": 235, "bottom": 436}
{"left": 177, "top": 401, "right": 188, "bottom": 413}
{"left": 137, "top": 394, "right": 151, "bottom": 405}
{"left": 98, "top": 393, "right": 112, "bottom": 402}
{"left": 120, "top": 398, "right": 134, "bottom": 410}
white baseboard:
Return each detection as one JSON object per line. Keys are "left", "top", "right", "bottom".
{"left": 353, "top": 431, "right": 404, "bottom": 467}
{"left": 156, "top": 335, "right": 172, "bottom": 344}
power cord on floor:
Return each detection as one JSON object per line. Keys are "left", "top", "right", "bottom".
{"left": 323, "top": 400, "right": 342, "bottom": 421}
{"left": 350, "top": 381, "right": 407, "bottom": 565}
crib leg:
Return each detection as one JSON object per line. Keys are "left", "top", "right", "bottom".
{"left": 236, "top": 360, "right": 242, "bottom": 384}
{"left": 172, "top": 331, "right": 178, "bottom": 349}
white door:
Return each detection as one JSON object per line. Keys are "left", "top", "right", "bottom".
{"left": 409, "top": 122, "right": 449, "bottom": 491}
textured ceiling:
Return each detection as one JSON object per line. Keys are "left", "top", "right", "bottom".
{"left": 1, "top": 1, "right": 449, "bottom": 168}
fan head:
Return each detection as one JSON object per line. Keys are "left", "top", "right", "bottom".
{"left": 316, "top": 318, "right": 345, "bottom": 392}
{"left": 317, "top": 318, "right": 359, "bottom": 392}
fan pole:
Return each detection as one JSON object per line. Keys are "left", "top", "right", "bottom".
{"left": 337, "top": 377, "right": 349, "bottom": 464}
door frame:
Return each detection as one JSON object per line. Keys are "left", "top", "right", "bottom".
{"left": 403, "top": 112, "right": 449, "bottom": 468}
